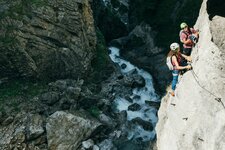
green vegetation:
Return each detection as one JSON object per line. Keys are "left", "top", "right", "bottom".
{"left": 88, "top": 106, "right": 101, "bottom": 118}
{"left": 93, "top": 29, "right": 109, "bottom": 71}
{"left": 0, "top": 0, "right": 47, "bottom": 20}
{"left": 0, "top": 79, "right": 47, "bottom": 113}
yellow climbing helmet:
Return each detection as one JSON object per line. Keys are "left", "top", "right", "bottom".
{"left": 180, "top": 22, "right": 188, "bottom": 29}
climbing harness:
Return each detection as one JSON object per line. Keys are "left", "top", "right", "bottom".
{"left": 190, "top": 66, "right": 225, "bottom": 109}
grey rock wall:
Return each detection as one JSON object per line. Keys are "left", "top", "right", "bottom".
{"left": 156, "top": 0, "right": 225, "bottom": 149}
{"left": 0, "top": 0, "right": 96, "bottom": 80}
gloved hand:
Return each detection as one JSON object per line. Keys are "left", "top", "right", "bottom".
{"left": 186, "top": 65, "right": 192, "bottom": 70}
{"left": 189, "top": 35, "right": 198, "bottom": 43}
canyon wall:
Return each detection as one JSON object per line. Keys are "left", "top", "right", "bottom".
{"left": 156, "top": 0, "right": 225, "bottom": 149}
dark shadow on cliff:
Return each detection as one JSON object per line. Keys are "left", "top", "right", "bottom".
{"left": 207, "top": 0, "right": 225, "bottom": 20}
{"left": 147, "top": 0, "right": 203, "bottom": 50}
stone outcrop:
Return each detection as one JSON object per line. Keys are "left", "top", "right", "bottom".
{"left": 0, "top": 0, "right": 96, "bottom": 79}
{"left": 156, "top": 0, "right": 225, "bottom": 149}
{"left": 46, "top": 111, "right": 102, "bottom": 150}
{"left": 0, "top": 113, "right": 46, "bottom": 150}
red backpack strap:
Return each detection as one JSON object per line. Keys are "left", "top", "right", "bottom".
{"left": 171, "top": 54, "right": 177, "bottom": 67}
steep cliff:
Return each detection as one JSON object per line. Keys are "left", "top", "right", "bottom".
{"left": 156, "top": 0, "right": 225, "bottom": 149}
{"left": 0, "top": 0, "right": 96, "bottom": 80}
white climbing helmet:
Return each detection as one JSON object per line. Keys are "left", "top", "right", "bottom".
{"left": 170, "top": 43, "right": 180, "bottom": 51}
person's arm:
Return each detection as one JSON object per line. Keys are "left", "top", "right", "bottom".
{"left": 181, "top": 54, "right": 192, "bottom": 62}
{"left": 180, "top": 32, "right": 192, "bottom": 44}
{"left": 191, "top": 28, "right": 199, "bottom": 37}
{"left": 172, "top": 56, "right": 191, "bottom": 70}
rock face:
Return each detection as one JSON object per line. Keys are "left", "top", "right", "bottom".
{"left": 156, "top": 0, "right": 225, "bottom": 149}
{"left": 0, "top": 0, "right": 96, "bottom": 79}
{"left": 0, "top": 113, "right": 46, "bottom": 150}
{"left": 46, "top": 111, "right": 102, "bottom": 150}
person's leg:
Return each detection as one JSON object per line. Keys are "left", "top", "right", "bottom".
{"left": 183, "top": 47, "right": 192, "bottom": 56}
{"left": 180, "top": 47, "right": 192, "bottom": 75}
{"left": 171, "top": 70, "right": 179, "bottom": 96}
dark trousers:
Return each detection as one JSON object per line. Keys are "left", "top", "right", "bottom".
{"left": 180, "top": 47, "right": 192, "bottom": 75}
{"left": 182, "top": 47, "right": 192, "bottom": 56}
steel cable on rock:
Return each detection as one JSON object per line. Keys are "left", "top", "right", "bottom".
{"left": 190, "top": 67, "right": 225, "bottom": 109}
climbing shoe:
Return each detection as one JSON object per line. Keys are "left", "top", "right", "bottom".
{"left": 170, "top": 91, "right": 175, "bottom": 97}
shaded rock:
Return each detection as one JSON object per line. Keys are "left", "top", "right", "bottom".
{"left": 125, "top": 95, "right": 133, "bottom": 103}
{"left": 97, "top": 98, "right": 112, "bottom": 113}
{"left": 2, "top": 116, "right": 14, "bottom": 126}
{"left": 109, "top": 130, "right": 122, "bottom": 138}
{"left": 98, "top": 113, "right": 115, "bottom": 127}
{"left": 91, "top": 0, "right": 128, "bottom": 42}
{"left": 128, "top": 103, "right": 141, "bottom": 111}
{"left": 65, "top": 86, "right": 81, "bottom": 99}
{"left": 145, "top": 101, "right": 160, "bottom": 109}
{"left": 59, "top": 98, "right": 76, "bottom": 110}
{"left": 0, "top": 112, "right": 45, "bottom": 150}
{"left": 121, "top": 63, "right": 127, "bottom": 69}
{"left": 49, "top": 79, "right": 83, "bottom": 92}
{"left": 93, "top": 145, "right": 100, "bottom": 150}
{"left": 117, "top": 75, "right": 124, "bottom": 80}
{"left": 98, "top": 139, "right": 116, "bottom": 150}
{"left": 131, "top": 117, "right": 153, "bottom": 131}
{"left": 133, "top": 95, "right": 141, "bottom": 100}
{"left": 97, "top": 98, "right": 111, "bottom": 108}
{"left": 116, "top": 110, "right": 127, "bottom": 125}
{"left": 39, "top": 91, "right": 60, "bottom": 106}
{"left": 123, "top": 74, "right": 145, "bottom": 88}
{"left": 82, "top": 139, "right": 94, "bottom": 149}
{"left": 100, "top": 73, "right": 133, "bottom": 99}
{"left": 46, "top": 111, "right": 102, "bottom": 150}
{"left": 79, "top": 95, "right": 100, "bottom": 109}
{"left": 27, "top": 114, "right": 45, "bottom": 140}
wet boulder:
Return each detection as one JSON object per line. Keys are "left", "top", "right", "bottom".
{"left": 123, "top": 74, "right": 145, "bottom": 88}
{"left": 128, "top": 103, "right": 141, "bottom": 111}
{"left": 131, "top": 117, "right": 153, "bottom": 131}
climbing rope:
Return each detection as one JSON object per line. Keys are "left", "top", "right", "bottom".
{"left": 190, "top": 67, "right": 225, "bottom": 109}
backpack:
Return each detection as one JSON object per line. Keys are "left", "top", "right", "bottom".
{"left": 166, "top": 56, "right": 174, "bottom": 70}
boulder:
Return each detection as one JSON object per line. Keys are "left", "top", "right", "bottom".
{"left": 131, "top": 117, "right": 153, "bottom": 131}
{"left": 46, "top": 111, "right": 102, "bottom": 150}
{"left": 98, "top": 139, "right": 116, "bottom": 150}
{"left": 128, "top": 103, "right": 141, "bottom": 111}
{"left": 39, "top": 91, "right": 60, "bottom": 106}
{"left": 27, "top": 114, "right": 45, "bottom": 140}
{"left": 123, "top": 74, "right": 145, "bottom": 88}
{"left": 82, "top": 139, "right": 94, "bottom": 149}
{"left": 0, "top": 113, "right": 45, "bottom": 150}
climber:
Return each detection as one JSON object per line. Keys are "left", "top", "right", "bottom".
{"left": 167, "top": 43, "right": 192, "bottom": 96}
{"left": 179, "top": 22, "right": 199, "bottom": 56}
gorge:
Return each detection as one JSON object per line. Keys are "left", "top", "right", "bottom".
{"left": 0, "top": 0, "right": 224, "bottom": 150}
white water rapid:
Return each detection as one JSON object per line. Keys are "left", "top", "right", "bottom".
{"left": 109, "top": 47, "right": 160, "bottom": 142}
